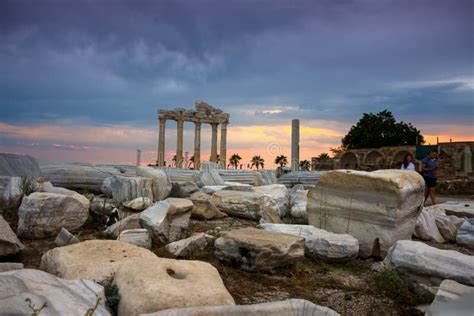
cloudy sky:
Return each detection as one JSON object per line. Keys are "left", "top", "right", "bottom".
{"left": 1, "top": 0, "right": 473, "bottom": 166}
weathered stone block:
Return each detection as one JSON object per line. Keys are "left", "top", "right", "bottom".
{"left": 40, "top": 240, "right": 157, "bottom": 284}
{"left": 308, "top": 170, "right": 425, "bottom": 257}
{"left": 0, "top": 215, "right": 24, "bottom": 257}
{"left": 166, "top": 233, "right": 215, "bottom": 257}
{"left": 384, "top": 240, "right": 474, "bottom": 290}
{"left": 144, "top": 299, "right": 339, "bottom": 316}
{"left": 0, "top": 269, "right": 109, "bottom": 316}
{"left": 139, "top": 198, "right": 193, "bottom": 243}
{"left": 259, "top": 224, "right": 358, "bottom": 261}
{"left": 110, "top": 174, "right": 153, "bottom": 204}
{"left": 136, "top": 166, "right": 172, "bottom": 201}
{"left": 0, "top": 153, "right": 41, "bottom": 178}
{"left": 114, "top": 257, "right": 235, "bottom": 316}
{"left": 456, "top": 218, "right": 474, "bottom": 249}
{"left": 214, "top": 227, "right": 304, "bottom": 272}
{"left": 118, "top": 228, "right": 152, "bottom": 249}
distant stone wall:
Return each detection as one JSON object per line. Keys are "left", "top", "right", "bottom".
{"left": 437, "top": 141, "right": 474, "bottom": 179}
{"left": 311, "top": 145, "right": 416, "bottom": 171}
{"left": 311, "top": 141, "right": 474, "bottom": 181}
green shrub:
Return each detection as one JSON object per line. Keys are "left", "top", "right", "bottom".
{"left": 370, "top": 269, "right": 416, "bottom": 305}
{"left": 18, "top": 177, "right": 37, "bottom": 196}
{"left": 105, "top": 284, "right": 120, "bottom": 315}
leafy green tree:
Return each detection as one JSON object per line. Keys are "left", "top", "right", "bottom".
{"left": 274, "top": 155, "right": 288, "bottom": 168}
{"left": 171, "top": 155, "right": 177, "bottom": 167}
{"left": 317, "top": 153, "right": 330, "bottom": 160}
{"left": 251, "top": 155, "right": 265, "bottom": 169}
{"left": 299, "top": 160, "right": 311, "bottom": 171}
{"left": 209, "top": 154, "right": 220, "bottom": 163}
{"left": 229, "top": 153, "right": 242, "bottom": 169}
{"left": 341, "top": 110, "right": 424, "bottom": 149}
{"left": 329, "top": 145, "right": 345, "bottom": 158}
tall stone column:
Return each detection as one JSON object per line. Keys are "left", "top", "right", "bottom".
{"left": 176, "top": 119, "right": 184, "bottom": 168}
{"left": 193, "top": 121, "right": 201, "bottom": 169}
{"left": 157, "top": 118, "right": 166, "bottom": 166}
{"left": 220, "top": 123, "right": 227, "bottom": 169}
{"left": 210, "top": 123, "right": 218, "bottom": 162}
{"left": 291, "top": 119, "right": 300, "bottom": 172}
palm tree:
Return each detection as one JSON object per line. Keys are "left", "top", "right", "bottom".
{"left": 318, "top": 153, "right": 330, "bottom": 161}
{"left": 209, "top": 154, "right": 220, "bottom": 164}
{"left": 229, "top": 153, "right": 242, "bottom": 169}
{"left": 300, "top": 160, "right": 311, "bottom": 171}
{"left": 274, "top": 155, "right": 288, "bottom": 168}
{"left": 251, "top": 155, "right": 265, "bottom": 169}
{"left": 171, "top": 155, "right": 177, "bottom": 167}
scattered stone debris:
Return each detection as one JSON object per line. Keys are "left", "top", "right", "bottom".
{"left": 214, "top": 227, "right": 305, "bottom": 272}
{"left": 54, "top": 227, "right": 80, "bottom": 246}
{"left": 166, "top": 233, "right": 215, "bottom": 257}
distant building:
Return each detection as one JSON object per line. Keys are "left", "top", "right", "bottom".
{"left": 311, "top": 141, "right": 474, "bottom": 180}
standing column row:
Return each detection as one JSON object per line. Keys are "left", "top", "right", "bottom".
{"left": 210, "top": 123, "right": 218, "bottom": 162}
{"left": 193, "top": 122, "right": 201, "bottom": 169}
{"left": 219, "top": 123, "right": 227, "bottom": 169}
{"left": 157, "top": 119, "right": 227, "bottom": 169}
{"left": 176, "top": 119, "right": 184, "bottom": 168}
{"left": 157, "top": 118, "right": 166, "bottom": 166}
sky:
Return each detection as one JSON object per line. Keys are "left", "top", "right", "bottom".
{"left": 1, "top": 0, "right": 473, "bottom": 167}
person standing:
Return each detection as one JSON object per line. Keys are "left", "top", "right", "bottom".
{"left": 421, "top": 149, "right": 439, "bottom": 205}
{"left": 400, "top": 153, "right": 416, "bottom": 171}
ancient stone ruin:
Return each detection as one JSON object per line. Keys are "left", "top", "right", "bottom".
{"left": 157, "top": 101, "right": 230, "bottom": 169}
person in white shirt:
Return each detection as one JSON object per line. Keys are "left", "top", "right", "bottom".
{"left": 400, "top": 153, "right": 416, "bottom": 171}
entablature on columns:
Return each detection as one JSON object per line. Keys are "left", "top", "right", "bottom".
{"left": 158, "top": 100, "right": 229, "bottom": 125}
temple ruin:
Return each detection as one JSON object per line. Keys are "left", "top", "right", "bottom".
{"left": 157, "top": 101, "right": 230, "bottom": 169}
{"left": 311, "top": 141, "right": 474, "bottom": 179}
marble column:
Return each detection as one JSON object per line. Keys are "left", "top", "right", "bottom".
{"left": 193, "top": 121, "right": 201, "bottom": 169}
{"left": 157, "top": 118, "right": 166, "bottom": 166}
{"left": 220, "top": 123, "right": 227, "bottom": 169}
{"left": 210, "top": 123, "right": 218, "bottom": 162}
{"left": 176, "top": 119, "right": 184, "bottom": 168}
{"left": 291, "top": 119, "right": 300, "bottom": 172}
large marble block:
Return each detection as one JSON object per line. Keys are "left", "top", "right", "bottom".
{"left": 308, "top": 170, "right": 424, "bottom": 257}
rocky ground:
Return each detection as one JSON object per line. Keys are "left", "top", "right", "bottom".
{"left": 1, "top": 157, "right": 473, "bottom": 315}
{"left": 4, "top": 210, "right": 468, "bottom": 315}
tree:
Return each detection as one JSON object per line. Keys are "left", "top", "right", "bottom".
{"left": 317, "top": 153, "right": 330, "bottom": 160}
{"left": 209, "top": 154, "right": 220, "bottom": 163}
{"left": 274, "top": 155, "right": 288, "bottom": 168}
{"left": 329, "top": 145, "right": 345, "bottom": 158}
{"left": 341, "top": 110, "right": 424, "bottom": 149}
{"left": 171, "top": 155, "right": 177, "bottom": 167}
{"left": 229, "top": 153, "right": 242, "bottom": 169}
{"left": 251, "top": 155, "right": 265, "bottom": 169}
{"left": 300, "top": 160, "right": 311, "bottom": 171}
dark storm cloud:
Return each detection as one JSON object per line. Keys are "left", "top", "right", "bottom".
{"left": 0, "top": 0, "right": 473, "bottom": 127}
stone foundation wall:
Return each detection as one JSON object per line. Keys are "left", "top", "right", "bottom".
{"left": 311, "top": 141, "right": 474, "bottom": 183}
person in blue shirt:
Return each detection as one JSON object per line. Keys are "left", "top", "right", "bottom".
{"left": 421, "top": 149, "right": 439, "bottom": 205}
